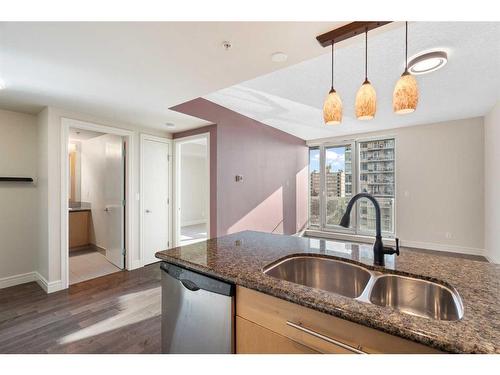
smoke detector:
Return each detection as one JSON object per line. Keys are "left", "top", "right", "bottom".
{"left": 271, "top": 52, "right": 288, "bottom": 63}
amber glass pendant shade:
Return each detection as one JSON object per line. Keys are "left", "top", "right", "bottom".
{"left": 355, "top": 80, "right": 377, "bottom": 120}
{"left": 393, "top": 71, "right": 418, "bottom": 114}
{"left": 323, "top": 88, "right": 343, "bottom": 125}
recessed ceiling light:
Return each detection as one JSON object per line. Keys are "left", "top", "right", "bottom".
{"left": 408, "top": 51, "right": 448, "bottom": 75}
{"left": 271, "top": 52, "right": 288, "bottom": 63}
{"left": 165, "top": 122, "right": 175, "bottom": 129}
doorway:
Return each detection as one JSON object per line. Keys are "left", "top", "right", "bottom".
{"left": 67, "top": 128, "right": 125, "bottom": 284}
{"left": 61, "top": 118, "right": 134, "bottom": 290}
{"left": 174, "top": 133, "right": 210, "bottom": 246}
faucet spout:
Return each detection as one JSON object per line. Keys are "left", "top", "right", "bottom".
{"left": 339, "top": 193, "right": 399, "bottom": 266}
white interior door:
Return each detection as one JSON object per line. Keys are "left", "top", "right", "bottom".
{"left": 142, "top": 138, "right": 170, "bottom": 265}
{"left": 104, "top": 135, "right": 125, "bottom": 269}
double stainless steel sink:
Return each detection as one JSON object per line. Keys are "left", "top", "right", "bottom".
{"left": 263, "top": 256, "right": 464, "bottom": 321}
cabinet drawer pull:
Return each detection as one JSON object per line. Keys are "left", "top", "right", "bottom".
{"left": 286, "top": 321, "right": 366, "bottom": 354}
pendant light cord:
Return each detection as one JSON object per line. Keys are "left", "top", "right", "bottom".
{"left": 331, "top": 41, "right": 334, "bottom": 90}
{"left": 364, "top": 28, "right": 368, "bottom": 81}
{"left": 405, "top": 21, "right": 408, "bottom": 72}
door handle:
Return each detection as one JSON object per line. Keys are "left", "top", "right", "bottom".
{"left": 145, "top": 209, "right": 151, "bottom": 213}
{"left": 104, "top": 207, "right": 110, "bottom": 212}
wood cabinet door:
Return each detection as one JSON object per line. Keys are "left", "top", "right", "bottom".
{"left": 236, "top": 317, "right": 318, "bottom": 354}
{"left": 69, "top": 211, "right": 90, "bottom": 249}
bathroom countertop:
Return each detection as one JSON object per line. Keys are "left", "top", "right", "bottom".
{"left": 155, "top": 230, "right": 500, "bottom": 353}
{"left": 68, "top": 207, "right": 91, "bottom": 212}
{"left": 68, "top": 201, "right": 91, "bottom": 212}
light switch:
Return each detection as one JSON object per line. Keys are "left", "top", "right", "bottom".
{"left": 235, "top": 175, "right": 243, "bottom": 182}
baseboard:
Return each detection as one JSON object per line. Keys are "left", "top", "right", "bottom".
{"left": 402, "top": 240, "right": 485, "bottom": 257}
{"left": 35, "top": 272, "right": 64, "bottom": 294}
{"left": 0, "top": 271, "right": 37, "bottom": 289}
{"left": 181, "top": 219, "right": 207, "bottom": 227}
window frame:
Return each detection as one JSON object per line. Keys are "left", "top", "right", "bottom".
{"left": 307, "top": 146, "right": 320, "bottom": 229}
{"left": 307, "top": 135, "right": 397, "bottom": 239}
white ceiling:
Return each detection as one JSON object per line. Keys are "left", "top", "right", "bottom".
{"left": 205, "top": 22, "right": 500, "bottom": 140}
{"left": 0, "top": 21, "right": 343, "bottom": 133}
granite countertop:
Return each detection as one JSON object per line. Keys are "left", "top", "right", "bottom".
{"left": 155, "top": 230, "right": 500, "bottom": 353}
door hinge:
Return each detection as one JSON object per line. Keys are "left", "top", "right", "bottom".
{"left": 122, "top": 199, "right": 126, "bottom": 206}
{"left": 167, "top": 241, "right": 170, "bottom": 247}
{"left": 122, "top": 248, "right": 126, "bottom": 256}
{"left": 167, "top": 154, "right": 171, "bottom": 162}
{"left": 167, "top": 198, "right": 170, "bottom": 205}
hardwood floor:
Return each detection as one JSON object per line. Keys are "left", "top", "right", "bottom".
{"left": 0, "top": 263, "right": 162, "bottom": 354}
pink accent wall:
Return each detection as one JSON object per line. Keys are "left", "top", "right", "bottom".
{"left": 171, "top": 98, "right": 308, "bottom": 237}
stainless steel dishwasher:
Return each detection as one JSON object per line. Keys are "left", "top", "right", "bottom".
{"left": 160, "top": 262, "right": 235, "bottom": 354}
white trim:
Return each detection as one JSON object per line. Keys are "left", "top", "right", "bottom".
{"left": 173, "top": 132, "right": 211, "bottom": 246}
{"left": 140, "top": 133, "right": 173, "bottom": 267}
{"left": 61, "top": 118, "right": 136, "bottom": 291}
{"left": 0, "top": 272, "right": 37, "bottom": 289}
{"left": 35, "top": 272, "right": 63, "bottom": 294}
{"left": 0, "top": 272, "right": 64, "bottom": 292}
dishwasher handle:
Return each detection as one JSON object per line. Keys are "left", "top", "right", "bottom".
{"left": 180, "top": 279, "right": 200, "bottom": 291}
{"left": 161, "top": 262, "right": 235, "bottom": 296}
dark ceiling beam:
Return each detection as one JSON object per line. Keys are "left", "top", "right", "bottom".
{"left": 316, "top": 21, "right": 392, "bottom": 47}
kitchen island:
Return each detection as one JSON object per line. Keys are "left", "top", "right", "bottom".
{"left": 155, "top": 231, "right": 500, "bottom": 354}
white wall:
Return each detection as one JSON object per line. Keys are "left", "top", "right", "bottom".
{"left": 485, "top": 101, "right": 500, "bottom": 263}
{"left": 309, "top": 117, "right": 485, "bottom": 255}
{"left": 180, "top": 145, "right": 208, "bottom": 226}
{"left": 0, "top": 109, "right": 38, "bottom": 287}
{"left": 37, "top": 106, "right": 171, "bottom": 289}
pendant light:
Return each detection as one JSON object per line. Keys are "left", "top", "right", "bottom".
{"left": 355, "top": 28, "right": 377, "bottom": 120}
{"left": 323, "top": 41, "right": 343, "bottom": 125}
{"left": 393, "top": 22, "right": 419, "bottom": 114}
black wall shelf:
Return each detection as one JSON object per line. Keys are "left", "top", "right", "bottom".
{"left": 0, "top": 177, "right": 34, "bottom": 182}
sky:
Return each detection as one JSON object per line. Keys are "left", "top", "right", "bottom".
{"left": 309, "top": 147, "right": 345, "bottom": 173}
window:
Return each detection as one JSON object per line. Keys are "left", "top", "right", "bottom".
{"left": 358, "top": 138, "right": 395, "bottom": 235}
{"left": 324, "top": 144, "right": 353, "bottom": 229}
{"left": 307, "top": 137, "right": 395, "bottom": 238}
